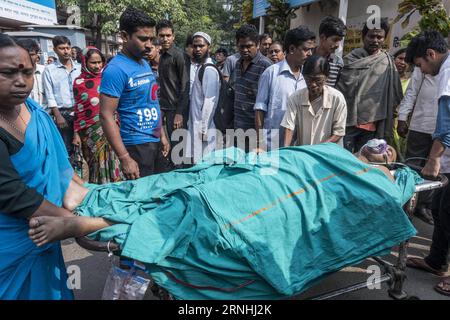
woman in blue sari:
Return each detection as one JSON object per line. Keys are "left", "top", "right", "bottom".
{"left": 0, "top": 34, "right": 97, "bottom": 300}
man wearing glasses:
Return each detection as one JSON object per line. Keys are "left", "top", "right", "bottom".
{"left": 281, "top": 55, "right": 347, "bottom": 147}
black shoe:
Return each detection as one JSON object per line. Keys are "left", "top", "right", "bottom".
{"left": 414, "top": 207, "right": 434, "bottom": 225}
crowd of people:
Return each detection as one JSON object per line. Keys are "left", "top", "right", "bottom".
{"left": 0, "top": 5, "right": 449, "bottom": 299}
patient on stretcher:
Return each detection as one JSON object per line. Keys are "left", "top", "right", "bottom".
{"left": 27, "top": 141, "right": 419, "bottom": 299}
{"left": 28, "top": 139, "right": 399, "bottom": 247}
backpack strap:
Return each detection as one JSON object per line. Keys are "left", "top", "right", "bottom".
{"left": 198, "top": 63, "right": 222, "bottom": 85}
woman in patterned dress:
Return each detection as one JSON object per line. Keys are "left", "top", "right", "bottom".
{"left": 72, "top": 47, "right": 123, "bottom": 184}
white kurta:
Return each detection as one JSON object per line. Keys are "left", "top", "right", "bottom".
{"left": 186, "top": 58, "right": 220, "bottom": 163}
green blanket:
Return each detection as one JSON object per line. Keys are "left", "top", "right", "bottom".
{"left": 76, "top": 144, "right": 419, "bottom": 299}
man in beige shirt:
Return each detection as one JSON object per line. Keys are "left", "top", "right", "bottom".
{"left": 281, "top": 55, "right": 347, "bottom": 146}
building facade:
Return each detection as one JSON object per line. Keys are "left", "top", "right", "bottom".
{"left": 254, "top": 0, "right": 450, "bottom": 56}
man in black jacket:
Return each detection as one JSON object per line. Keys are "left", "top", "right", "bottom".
{"left": 157, "top": 20, "right": 189, "bottom": 164}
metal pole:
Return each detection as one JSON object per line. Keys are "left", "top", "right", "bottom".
{"left": 259, "top": 16, "right": 265, "bottom": 35}
{"left": 309, "top": 275, "right": 392, "bottom": 300}
{"left": 336, "top": 0, "right": 348, "bottom": 59}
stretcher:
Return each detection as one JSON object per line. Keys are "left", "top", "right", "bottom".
{"left": 75, "top": 163, "right": 448, "bottom": 300}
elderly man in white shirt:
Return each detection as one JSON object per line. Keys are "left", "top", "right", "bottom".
{"left": 281, "top": 55, "right": 347, "bottom": 147}
{"left": 185, "top": 32, "right": 221, "bottom": 164}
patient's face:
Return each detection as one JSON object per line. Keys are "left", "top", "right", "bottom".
{"left": 361, "top": 146, "right": 397, "bottom": 163}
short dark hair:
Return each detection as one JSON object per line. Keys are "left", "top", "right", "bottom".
{"left": 151, "top": 38, "right": 160, "bottom": 46}
{"left": 319, "top": 16, "right": 346, "bottom": 38}
{"left": 119, "top": 6, "right": 156, "bottom": 35}
{"left": 52, "top": 35, "right": 71, "bottom": 48}
{"left": 185, "top": 33, "right": 194, "bottom": 48}
{"left": 284, "top": 26, "right": 316, "bottom": 51}
{"left": 156, "top": 19, "right": 174, "bottom": 35}
{"left": 302, "top": 55, "right": 330, "bottom": 77}
{"left": 215, "top": 48, "right": 228, "bottom": 56}
{"left": 362, "top": 18, "right": 390, "bottom": 38}
{"left": 270, "top": 41, "right": 284, "bottom": 51}
{"left": 405, "top": 30, "right": 449, "bottom": 64}
{"left": 236, "top": 24, "right": 259, "bottom": 44}
{"left": 259, "top": 33, "right": 272, "bottom": 43}
{"left": 14, "top": 38, "right": 41, "bottom": 53}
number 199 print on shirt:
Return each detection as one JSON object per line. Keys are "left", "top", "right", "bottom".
{"left": 136, "top": 107, "right": 159, "bottom": 130}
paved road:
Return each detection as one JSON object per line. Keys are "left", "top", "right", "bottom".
{"left": 62, "top": 218, "right": 449, "bottom": 300}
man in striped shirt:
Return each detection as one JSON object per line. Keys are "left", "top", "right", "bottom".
{"left": 314, "top": 16, "right": 346, "bottom": 87}
{"left": 233, "top": 24, "right": 272, "bottom": 133}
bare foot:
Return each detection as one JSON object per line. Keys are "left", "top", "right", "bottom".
{"left": 63, "top": 179, "right": 89, "bottom": 211}
{"left": 28, "top": 216, "right": 81, "bottom": 247}
{"left": 29, "top": 216, "right": 114, "bottom": 247}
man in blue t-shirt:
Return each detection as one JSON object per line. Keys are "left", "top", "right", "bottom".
{"left": 100, "top": 7, "right": 170, "bottom": 179}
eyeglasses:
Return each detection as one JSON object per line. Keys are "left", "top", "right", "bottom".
{"left": 304, "top": 75, "right": 327, "bottom": 85}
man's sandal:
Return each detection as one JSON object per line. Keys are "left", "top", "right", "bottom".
{"left": 434, "top": 277, "right": 450, "bottom": 296}
{"left": 406, "top": 257, "right": 446, "bottom": 277}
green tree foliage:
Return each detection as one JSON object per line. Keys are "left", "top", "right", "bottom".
{"left": 57, "top": 0, "right": 243, "bottom": 53}
{"left": 174, "top": 0, "right": 246, "bottom": 53}
{"left": 57, "top": 0, "right": 187, "bottom": 48}
{"left": 240, "top": 0, "right": 255, "bottom": 26}
{"left": 266, "top": 0, "right": 297, "bottom": 42}
{"left": 394, "top": 0, "right": 450, "bottom": 43}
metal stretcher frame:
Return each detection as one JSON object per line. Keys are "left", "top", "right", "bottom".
{"left": 75, "top": 165, "right": 448, "bottom": 300}
{"left": 307, "top": 165, "right": 448, "bottom": 300}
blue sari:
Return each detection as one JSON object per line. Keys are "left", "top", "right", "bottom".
{"left": 0, "top": 99, "right": 74, "bottom": 300}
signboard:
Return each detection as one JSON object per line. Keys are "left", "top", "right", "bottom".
{"left": 288, "top": 0, "right": 317, "bottom": 7}
{"left": 253, "top": 0, "right": 270, "bottom": 18}
{"left": 0, "top": 0, "right": 57, "bottom": 25}
{"left": 253, "top": 0, "right": 318, "bottom": 18}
